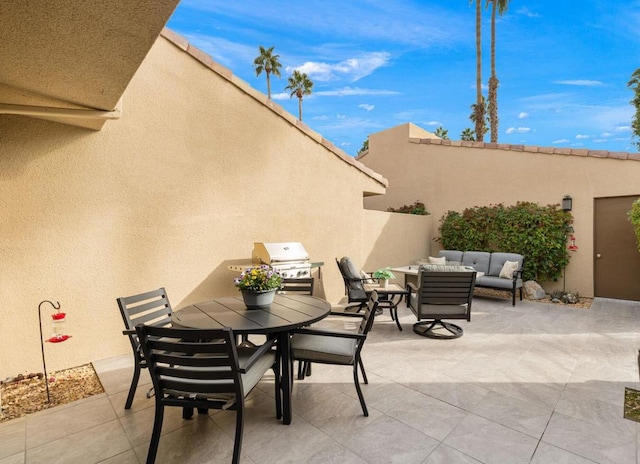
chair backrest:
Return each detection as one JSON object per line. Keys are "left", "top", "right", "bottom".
{"left": 415, "top": 269, "right": 476, "bottom": 316}
{"left": 280, "top": 277, "right": 314, "bottom": 295}
{"left": 135, "top": 325, "right": 244, "bottom": 407}
{"left": 336, "top": 256, "right": 367, "bottom": 302}
{"left": 117, "top": 288, "right": 173, "bottom": 352}
{"left": 359, "top": 291, "right": 379, "bottom": 335}
{"left": 354, "top": 291, "right": 379, "bottom": 355}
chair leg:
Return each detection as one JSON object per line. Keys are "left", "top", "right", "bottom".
{"left": 359, "top": 358, "right": 368, "bottom": 384}
{"left": 273, "top": 353, "right": 282, "bottom": 420}
{"left": 413, "top": 320, "right": 463, "bottom": 339}
{"left": 232, "top": 402, "right": 244, "bottom": 464}
{"left": 125, "top": 360, "right": 141, "bottom": 409}
{"left": 512, "top": 289, "right": 516, "bottom": 306}
{"left": 182, "top": 407, "right": 194, "bottom": 420}
{"left": 297, "top": 360, "right": 305, "bottom": 380}
{"left": 352, "top": 363, "right": 368, "bottom": 417}
{"left": 145, "top": 404, "right": 164, "bottom": 464}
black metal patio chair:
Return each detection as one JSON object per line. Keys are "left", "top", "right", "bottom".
{"left": 291, "top": 291, "right": 378, "bottom": 416}
{"left": 116, "top": 287, "right": 173, "bottom": 409}
{"left": 136, "top": 324, "right": 281, "bottom": 464}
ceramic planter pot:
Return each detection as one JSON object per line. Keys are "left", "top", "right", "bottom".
{"left": 241, "top": 289, "right": 276, "bottom": 310}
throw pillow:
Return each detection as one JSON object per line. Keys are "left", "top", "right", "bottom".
{"left": 428, "top": 256, "right": 446, "bottom": 265}
{"left": 499, "top": 260, "right": 520, "bottom": 279}
{"left": 360, "top": 270, "right": 374, "bottom": 283}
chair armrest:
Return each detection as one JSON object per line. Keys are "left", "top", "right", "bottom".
{"left": 237, "top": 336, "right": 277, "bottom": 373}
{"left": 293, "top": 327, "right": 365, "bottom": 340}
{"left": 122, "top": 329, "right": 136, "bottom": 336}
{"left": 407, "top": 282, "right": 418, "bottom": 292}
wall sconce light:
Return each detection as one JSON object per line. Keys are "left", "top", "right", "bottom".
{"left": 562, "top": 195, "right": 573, "bottom": 211}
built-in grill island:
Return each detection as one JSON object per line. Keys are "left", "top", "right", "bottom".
{"left": 228, "top": 242, "right": 322, "bottom": 279}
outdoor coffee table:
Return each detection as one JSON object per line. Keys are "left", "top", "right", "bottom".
{"left": 363, "top": 283, "right": 408, "bottom": 331}
{"left": 172, "top": 293, "right": 331, "bottom": 425}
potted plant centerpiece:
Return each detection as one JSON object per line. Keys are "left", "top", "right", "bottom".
{"left": 373, "top": 267, "right": 396, "bottom": 288}
{"left": 234, "top": 264, "right": 283, "bottom": 309}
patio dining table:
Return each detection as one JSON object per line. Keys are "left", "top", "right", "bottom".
{"left": 171, "top": 293, "right": 331, "bottom": 425}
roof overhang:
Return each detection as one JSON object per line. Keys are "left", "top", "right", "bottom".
{"left": 0, "top": 0, "right": 180, "bottom": 129}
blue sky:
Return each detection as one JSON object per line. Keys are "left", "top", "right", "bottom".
{"left": 167, "top": 1, "right": 640, "bottom": 156}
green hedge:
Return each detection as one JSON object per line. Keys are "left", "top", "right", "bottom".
{"left": 435, "top": 202, "right": 573, "bottom": 282}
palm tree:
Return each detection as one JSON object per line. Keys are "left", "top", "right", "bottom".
{"left": 472, "top": 0, "right": 485, "bottom": 142}
{"left": 285, "top": 70, "right": 313, "bottom": 121}
{"left": 253, "top": 46, "right": 282, "bottom": 99}
{"left": 486, "top": 0, "right": 511, "bottom": 143}
{"left": 434, "top": 126, "right": 449, "bottom": 140}
{"left": 469, "top": 96, "right": 489, "bottom": 141}
{"left": 628, "top": 68, "right": 640, "bottom": 150}
{"left": 461, "top": 128, "right": 476, "bottom": 141}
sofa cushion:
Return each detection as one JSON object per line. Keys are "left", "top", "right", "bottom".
{"left": 419, "top": 264, "right": 472, "bottom": 273}
{"left": 476, "top": 275, "right": 523, "bottom": 290}
{"left": 488, "top": 253, "right": 524, "bottom": 277}
{"left": 461, "top": 251, "right": 491, "bottom": 274}
{"left": 428, "top": 256, "right": 446, "bottom": 265}
{"left": 438, "top": 250, "right": 463, "bottom": 264}
{"left": 499, "top": 260, "right": 520, "bottom": 279}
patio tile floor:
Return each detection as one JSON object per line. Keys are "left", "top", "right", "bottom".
{"left": 1, "top": 296, "right": 639, "bottom": 463}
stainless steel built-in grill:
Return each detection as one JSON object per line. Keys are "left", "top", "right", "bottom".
{"left": 227, "top": 242, "right": 313, "bottom": 278}
{"left": 251, "top": 242, "right": 311, "bottom": 279}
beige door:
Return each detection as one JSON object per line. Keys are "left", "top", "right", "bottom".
{"left": 594, "top": 195, "right": 640, "bottom": 300}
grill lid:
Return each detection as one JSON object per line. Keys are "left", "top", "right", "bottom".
{"left": 252, "top": 242, "right": 309, "bottom": 264}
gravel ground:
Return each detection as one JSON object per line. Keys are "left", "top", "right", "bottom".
{"left": 0, "top": 363, "right": 104, "bottom": 423}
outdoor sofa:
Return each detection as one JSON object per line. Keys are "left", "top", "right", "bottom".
{"left": 436, "top": 250, "right": 525, "bottom": 306}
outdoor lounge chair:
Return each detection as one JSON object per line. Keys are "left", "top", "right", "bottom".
{"left": 407, "top": 266, "right": 476, "bottom": 339}
{"left": 136, "top": 324, "right": 281, "bottom": 464}
{"left": 116, "top": 287, "right": 173, "bottom": 409}
{"left": 291, "top": 291, "right": 378, "bottom": 416}
{"left": 336, "top": 256, "right": 369, "bottom": 312}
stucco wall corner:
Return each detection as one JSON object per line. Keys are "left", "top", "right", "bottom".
{"left": 161, "top": 28, "right": 188, "bottom": 50}
{"left": 408, "top": 137, "right": 422, "bottom": 144}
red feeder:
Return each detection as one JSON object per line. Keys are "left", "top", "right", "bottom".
{"left": 48, "top": 307, "right": 71, "bottom": 343}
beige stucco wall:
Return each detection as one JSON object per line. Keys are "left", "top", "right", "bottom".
{"left": 361, "top": 123, "right": 640, "bottom": 297}
{"left": 0, "top": 35, "right": 430, "bottom": 375}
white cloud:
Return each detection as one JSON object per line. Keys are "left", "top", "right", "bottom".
{"left": 287, "top": 52, "right": 391, "bottom": 83}
{"left": 614, "top": 125, "right": 631, "bottom": 132}
{"left": 518, "top": 112, "right": 529, "bottom": 119}
{"left": 601, "top": 132, "right": 613, "bottom": 137}
{"left": 553, "top": 138, "right": 570, "bottom": 144}
{"left": 358, "top": 104, "right": 375, "bottom": 111}
{"left": 517, "top": 7, "right": 541, "bottom": 18}
{"left": 312, "top": 115, "right": 330, "bottom": 121}
{"left": 336, "top": 114, "right": 347, "bottom": 119}
{"left": 426, "top": 121, "right": 442, "bottom": 126}
{"left": 271, "top": 92, "right": 290, "bottom": 100}
{"left": 576, "top": 134, "right": 590, "bottom": 139}
{"left": 505, "top": 127, "right": 531, "bottom": 134}
{"left": 314, "top": 87, "right": 400, "bottom": 97}
{"left": 555, "top": 79, "right": 605, "bottom": 87}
